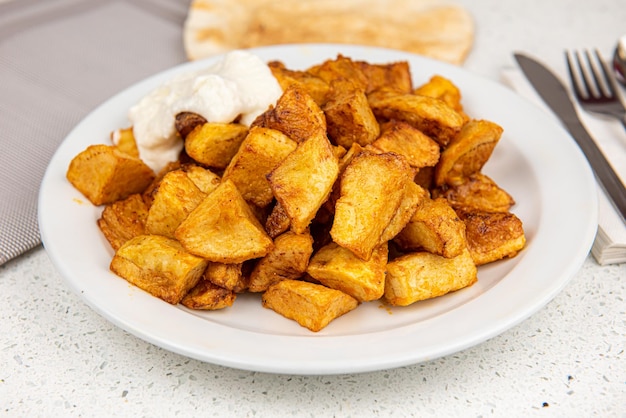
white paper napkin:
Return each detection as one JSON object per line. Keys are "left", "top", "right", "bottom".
{"left": 501, "top": 66, "right": 626, "bottom": 265}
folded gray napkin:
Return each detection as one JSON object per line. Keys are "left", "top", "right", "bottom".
{"left": 0, "top": 0, "right": 191, "bottom": 265}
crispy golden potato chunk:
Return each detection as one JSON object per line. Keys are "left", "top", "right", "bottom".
{"left": 265, "top": 201, "right": 291, "bottom": 238}
{"left": 372, "top": 120, "right": 440, "bottom": 168}
{"left": 248, "top": 231, "right": 314, "bottom": 292}
{"left": 307, "top": 55, "right": 368, "bottom": 91}
{"left": 67, "top": 144, "right": 155, "bottom": 206}
{"left": 355, "top": 60, "right": 413, "bottom": 94}
{"left": 252, "top": 85, "right": 326, "bottom": 144}
{"left": 368, "top": 88, "right": 465, "bottom": 147}
{"left": 98, "top": 193, "right": 149, "bottom": 251}
{"left": 458, "top": 210, "right": 526, "bottom": 266}
{"left": 222, "top": 126, "right": 297, "bottom": 208}
{"left": 268, "top": 61, "right": 330, "bottom": 106}
{"left": 323, "top": 79, "right": 380, "bottom": 149}
{"left": 181, "top": 164, "right": 221, "bottom": 194}
{"left": 262, "top": 279, "right": 359, "bottom": 332}
{"left": 435, "top": 119, "right": 503, "bottom": 186}
{"left": 184, "top": 122, "right": 249, "bottom": 169}
{"left": 181, "top": 279, "right": 237, "bottom": 310}
{"left": 175, "top": 112, "right": 207, "bottom": 140}
{"left": 384, "top": 248, "right": 477, "bottom": 306}
{"left": 394, "top": 197, "right": 466, "bottom": 258}
{"left": 432, "top": 172, "right": 515, "bottom": 212}
{"left": 110, "top": 234, "right": 208, "bottom": 304}
{"left": 111, "top": 127, "right": 139, "bottom": 158}
{"left": 414, "top": 75, "right": 467, "bottom": 120}
{"left": 268, "top": 132, "right": 339, "bottom": 234}
{"left": 307, "top": 242, "right": 388, "bottom": 302}
{"left": 175, "top": 179, "right": 274, "bottom": 263}
{"left": 379, "top": 181, "right": 429, "bottom": 244}
{"left": 330, "top": 151, "right": 411, "bottom": 260}
{"left": 202, "top": 262, "right": 248, "bottom": 292}
{"left": 145, "top": 169, "right": 206, "bottom": 238}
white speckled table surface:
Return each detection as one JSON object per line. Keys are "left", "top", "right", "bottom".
{"left": 2, "top": 0, "right": 625, "bottom": 416}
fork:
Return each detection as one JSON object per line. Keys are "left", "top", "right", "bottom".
{"left": 565, "top": 49, "right": 626, "bottom": 130}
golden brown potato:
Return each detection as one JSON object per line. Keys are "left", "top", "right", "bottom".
{"left": 265, "top": 201, "right": 291, "bottom": 238}
{"left": 111, "top": 127, "right": 139, "bottom": 158}
{"left": 222, "top": 126, "right": 297, "bottom": 208}
{"left": 98, "top": 193, "right": 149, "bottom": 251}
{"left": 432, "top": 172, "right": 515, "bottom": 212}
{"left": 323, "top": 79, "right": 380, "bottom": 149}
{"left": 307, "top": 55, "right": 368, "bottom": 91}
{"left": 384, "top": 248, "right": 477, "bottom": 306}
{"left": 355, "top": 60, "right": 413, "bottom": 94}
{"left": 307, "top": 242, "right": 388, "bottom": 302}
{"left": 330, "top": 151, "right": 411, "bottom": 260}
{"left": 252, "top": 85, "right": 326, "bottom": 144}
{"left": 458, "top": 209, "right": 526, "bottom": 265}
{"left": 268, "top": 132, "right": 339, "bottom": 234}
{"left": 175, "top": 179, "right": 274, "bottom": 263}
{"left": 262, "top": 279, "right": 359, "bottom": 332}
{"left": 181, "top": 164, "right": 221, "bottom": 195}
{"left": 268, "top": 61, "right": 330, "bottom": 106}
{"left": 368, "top": 88, "right": 465, "bottom": 147}
{"left": 372, "top": 120, "right": 440, "bottom": 168}
{"left": 184, "top": 122, "right": 248, "bottom": 169}
{"left": 145, "top": 169, "right": 206, "bottom": 238}
{"left": 67, "top": 144, "right": 155, "bottom": 206}
{"left": 110, "top": 234, "right": 208, "bottom": 304}
{"left": 248, "top": 231, "right": 314, "bottom": 292}
{"left": 434, "top": 119, "right": 503, "bottom": 186}
{"left": 394, "top": 197, "right": 466, "bottom": 258}
{"left": 379, "top": 181, "right": 429, "bottom": 244}
{"left": 201, "top": 262, "right": 248, "bottom": 292}
{"left": 181, "top": 279, "right": 236, "bottom": 310}
{"left": 175, "top": 112, "right": 207, "bottom": 140}
{"left": 414, "top": 75, "right": 467, "bottom": 120}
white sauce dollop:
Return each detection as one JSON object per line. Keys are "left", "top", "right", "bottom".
{"left": 124, "top": 50, "right": 283, "bottom": 172}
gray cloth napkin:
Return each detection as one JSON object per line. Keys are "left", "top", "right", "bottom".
{"left": 0, "top": 0, "right": 191, "bottom": 265}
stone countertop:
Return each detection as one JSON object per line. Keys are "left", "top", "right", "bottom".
{"left": 1, "top": 0, "right": 625, "bottom": 416}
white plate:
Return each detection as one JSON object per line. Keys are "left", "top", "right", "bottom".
{"left": 39, "top": 44, "right": 597, "bottom": 375}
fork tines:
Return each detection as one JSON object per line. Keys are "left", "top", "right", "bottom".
{"left": 565, "top": 49, "right": 619, "bottom": 101}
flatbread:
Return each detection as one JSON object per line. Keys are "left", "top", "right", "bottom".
{"left": 183, "top": 0, "right": 474, "bottom": 65}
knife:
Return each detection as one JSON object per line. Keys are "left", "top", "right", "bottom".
{"left": 514, "top": 52, "right": 626, "bottom": 223}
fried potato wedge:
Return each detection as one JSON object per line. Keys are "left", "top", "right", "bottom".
{"left": 372, "top": 120, "right": 440, "bottom": 168}
{"left": 262, "top": 279, "right": 359, "bottom": 332}
{"left": 98, "top": 193, "right": 149, "bottom": 251}
{"left": 175, "top": 111, "right": 207, "bottom": 140}
{"left": 330, "top": 151, "right": 411, "bottom": 260}
{"left": 145, "top": 169, "right": 206, "bottom": 238}
{"left": 181, "top": 164, "right": 221, "bottom": 194}
{"left": 249, "top": 231, "right": 314, "bottom": 292}
{"left": 110, "top": 234, "right": 208, "bottom": 304}
{"left": 252, "top": 85, "right": 326, "bottom": 144}
{"left": 368, "top": 88, "right": 465, "bottom": 147}
{"left": 384, "top": 248, "right": 477, "bottom": 306}
{"left": 432, "top": 172, "right": 515, "bottom": 212}
{"left": 67, "top": 144, "right": 155, "bottom": 206}
{"left": 458, "top": 209, "right": 526, "bottom": 266}
{"left": 268, "top": 61, "right": 330, "bottom": 106}
{"left": 355, "top": 59, "right": 413, "bottom": 94}
{"left": 379, "top": 181, "right": 429, "bottom": 244}
{"left": 435, "top": 119, "right": 503, "bottom": 186}
{"left": 394, "top": 197, "right": 466, "bottom": 258}
{"left": 307, "top": 54, "right": 368, "bottom": 91}
{"left": 323, "top": 79, "right": 380, "bottom": 148}
{"left": 265, "top": 201, "right": 291, "bottom": 238}
{"left": 184, "top": 122, "right": 248, "bottom": 169}
{"left": 203, "top": 262, "right": 248, "bottom": 292}
{"left": 268, "top": 132, "right": 339, "bottom": 234}
{"left": 307, "top": 242, "right": 388, "bottom": 302}
{"left": 175, "top": 179, "right": 274, "bottom": 263}
{"left": 111, "top": 127, "right": 139, "bottom": 158}
{"left": 181, "top": 279, "right": 236, "bottom": 310}
{"left": 222, "top": 126, "right": 297, "bottom": 208}
{"left": 414, "top": 75, "right": 467, "bottom": 120}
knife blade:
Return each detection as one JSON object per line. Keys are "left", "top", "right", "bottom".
{"left": 514, "top": 52, "right": 626, "bottom": 223}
